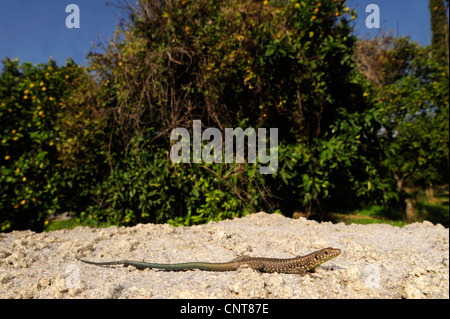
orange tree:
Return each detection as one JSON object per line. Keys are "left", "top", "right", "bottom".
{"left": 0, "top": 58, "right": 86, "bottom": 231}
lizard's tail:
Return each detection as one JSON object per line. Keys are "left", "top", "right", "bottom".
{"left": 121, "top": 261, "right": 241, "bottom": 271}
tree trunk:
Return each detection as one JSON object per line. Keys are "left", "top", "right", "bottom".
{"left": 426, "top": 182, "right": 436, "bottom": 204}
{"left": 394, "top": 173, "right": 418, "bottom": 223}
{"left": 405, "top": 196, "right": 418, "bottom": 223}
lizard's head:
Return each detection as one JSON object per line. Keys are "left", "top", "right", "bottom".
{"left": 303, "top": 247, "right": 341, "bottom": 270}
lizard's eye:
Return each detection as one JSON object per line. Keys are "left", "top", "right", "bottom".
{"left": 324, "top": 251, "right": 329, "bottom": 255}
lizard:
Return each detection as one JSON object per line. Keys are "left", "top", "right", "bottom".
{"left": 77, "top": 247, "right": 341, "bottom": 275}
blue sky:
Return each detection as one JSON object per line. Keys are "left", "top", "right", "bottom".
{"left": 348, "top": 0, "right": 432, "bottom": 45}
{"left": 0, "top": 0, "right": 120, "bottom": 66}
{"left": 0, "top": 1, "right": 437, "bottom": 68}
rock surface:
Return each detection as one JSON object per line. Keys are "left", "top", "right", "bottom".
{"left": 0, "top": 212, "right": 448, "bottom": 299}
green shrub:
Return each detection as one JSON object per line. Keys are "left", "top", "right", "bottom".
{"left": 80, "top": 131, "right": 267, "bottom": 226}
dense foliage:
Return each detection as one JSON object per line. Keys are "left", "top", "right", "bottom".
{"left": 1, "top": 0, "right": 448, "bottom": 231}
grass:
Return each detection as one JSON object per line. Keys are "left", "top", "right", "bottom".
{"left": 47, "top": 208, "right": 408, "bottom": 231}
{"left": 330, "top": 186, "right": 449, "bottom": 228}
{"left": 414, "top": 190, "right": 449, "bottom": 227}
{"left": 330, "top": 205, "right": 406, "bottom": 227}
{"left": 44, "top": 218, "right": 112, "bottom": 232}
